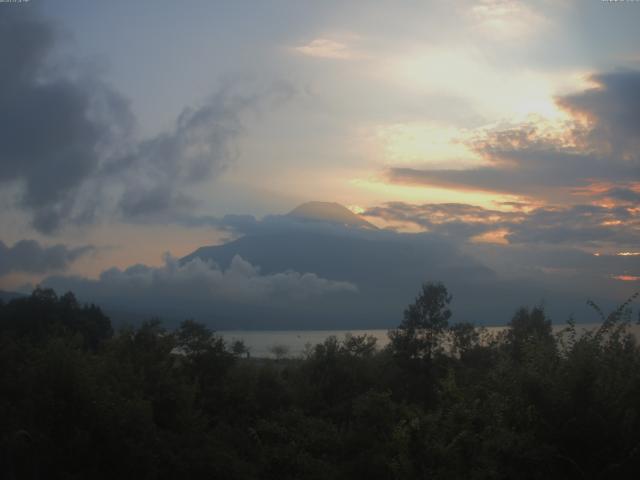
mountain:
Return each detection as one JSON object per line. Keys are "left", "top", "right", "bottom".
{"left": 179, "top": 203, "right": 503, "bottom": 328}
{"left": 0, "top": 290, "right": 26, "bottom": 302}
{"left": 287, "top": 201, "right": 376, "bottom": 229}
{"left": 40, "top": 202, "right": 593, "bottom": 329}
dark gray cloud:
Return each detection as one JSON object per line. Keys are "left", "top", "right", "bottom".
{"left": 385, "top": 71, "right": 640, "bottom": 197}
{"left": 387, "top": 141, "right": 633, "bottom": 197}
{"left": 602, "top": 187, "right": 640, "bottom": 203}
{"left": 0, "top": 7, "right": 294, "bottom": 231}
{"left": 505, "top": 205, "right": 638, "bottom": 247}
{"left": 115, "top": 80, "right": 294, "bottom": 221}
{"left": 0, "top": 6, "right": 134, "bottom": 233}
{"left": 558, "top": 70, "right": 640, "bottom": 157}
{"left": 0, "top": 239, "right": 94, "bottom": 275}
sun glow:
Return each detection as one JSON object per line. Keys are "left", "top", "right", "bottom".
{"left": 374, "top": 122, "right": 482, "bottom": 168}
{"left": 350, "top": 177, "right": 523, "bottom": 210}
{"left": 387, "top": 47, "right": 590, "bottom": 123}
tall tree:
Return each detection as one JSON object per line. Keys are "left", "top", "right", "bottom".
{"left": 389, "top": 282, "right": 452, "bottom": 361}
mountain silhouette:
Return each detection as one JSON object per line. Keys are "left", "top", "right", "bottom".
{"left": 0, "top": 290, "right": 25, "bottom": 303}
{"left": 179, "top": 202, "right": 500, "bottom": 328}
{"left": 41, "top": 202, "right": 590, "bottom": 329}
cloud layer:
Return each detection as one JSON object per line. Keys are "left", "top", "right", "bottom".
{"left": 364, "top": 201, "right": 640, "bottom": 251}
{"left": 44, "top": 254, "right": 357, "bottom": 309}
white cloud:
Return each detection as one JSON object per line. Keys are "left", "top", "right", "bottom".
{"left": 294, "top": 38, "right": 358, "bottom": 60}
{"left": 44, "top": 254, "right": 358, "bottom": 305}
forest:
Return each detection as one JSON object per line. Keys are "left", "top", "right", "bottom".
{"left": 1, "top": 284, "right": 639, "bottom": 479}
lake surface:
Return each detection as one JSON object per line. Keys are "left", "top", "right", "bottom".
{"left": 219, "top": 323, "right": 640, "bottom": 358}
{"left": 219, "top": 329, "right": 391, "bottom": 358}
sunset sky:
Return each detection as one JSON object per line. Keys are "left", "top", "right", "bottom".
{"left": 0, "top": 1, "right": 638, "bottom": 324}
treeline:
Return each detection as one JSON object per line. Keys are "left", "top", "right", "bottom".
{"left": 1, "top": 285, "right": 639, "bottom": 479}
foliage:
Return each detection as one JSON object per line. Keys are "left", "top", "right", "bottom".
{"left": 1, "top": 286, "right": 639, "bottom": 479}
{"left": 389, "top": 282, "right": 452, "bottom": 362}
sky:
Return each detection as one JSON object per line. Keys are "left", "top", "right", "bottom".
{"left": 0, "top": 0, "right": 639, "bottom": 325}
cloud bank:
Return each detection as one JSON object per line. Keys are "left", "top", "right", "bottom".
{"left": 364, "top": 201, "right": 639, "bottom": 251}
{"left": 43, "top": 254, "right": 357, "bottom": 309}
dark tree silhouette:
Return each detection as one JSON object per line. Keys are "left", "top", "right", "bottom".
{"left": 0, "top": 286, "right": 639, "bottom": 479}
{"left": 389, "top": 282, "right": 452, "bottom": 361}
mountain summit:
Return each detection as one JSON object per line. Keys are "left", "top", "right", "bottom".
{"left": 287, "top": 201, "right": 376, "bottom": 229}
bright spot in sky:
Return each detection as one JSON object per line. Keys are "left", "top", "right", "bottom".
{"left": 388, "top": 48, "right": 589, "bottom": 122}
{"left": 350, "top": 177, "right": 523, "bottom": 210}
{"left": 469, "top": 0, "right": 547, "bottom": 40}
{"left": 374, "top": 122, "right": 482, "bottom": 168}
{"left": 347, "top": 205, "right": 365, "bottom": 215}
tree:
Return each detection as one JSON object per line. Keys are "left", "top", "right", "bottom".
{"left": 175, "top": 319, "right": 233, "bottom": 376}
{"left": 343, "top": 333, "right": 378, "bottom": 358}
{"left": 506, "top": 305, "right": 554, "bottom": 362}
{"left": 231, "top": 339, "right": 249, "bottom": 358}
{"left": 389, "top": 282, "right": 452, "bottom": 361}
{"left": 269, "top": 344, "right": 290, "bottom": 360}
{"left": 450, "top": 321, "right": 479, "bottom": 359}
{"left": 176, "top": 319, "right": 218, "bottom": 356}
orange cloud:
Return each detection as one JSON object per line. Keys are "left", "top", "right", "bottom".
{"left": 612, "top": 275, "right": 640, "bottom": 282}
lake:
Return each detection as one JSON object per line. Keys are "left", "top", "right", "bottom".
{"left": 218, "top": 323, "right": 639, "bottom": 358}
